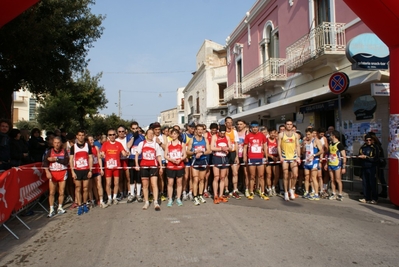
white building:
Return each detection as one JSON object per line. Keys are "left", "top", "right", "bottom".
{"left": 183, "top": 40, "right": 228, "bottom": 126}
{"left": 13, "top": 90, "right": 38, "bottom": 124}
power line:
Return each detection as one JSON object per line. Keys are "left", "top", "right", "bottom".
{"left": 104, "top": 70, "right": 191, "bottom": 75}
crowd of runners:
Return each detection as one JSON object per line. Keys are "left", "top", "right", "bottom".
{"left": 32, "top": 117, "right": 387, "bottom": 217}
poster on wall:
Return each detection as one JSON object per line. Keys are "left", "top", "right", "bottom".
{"left": 388, "top": 114, "right": 399, "bottom": 159}
{"left": 342, "top": 120, "right": 382, "bottom": 155}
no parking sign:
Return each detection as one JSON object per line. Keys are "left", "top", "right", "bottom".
{"left": 329, "top": 72, "right": 349, "bottom": 94}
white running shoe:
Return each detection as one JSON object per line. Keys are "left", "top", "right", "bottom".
{"left": 289, "top": 189, "right": 295, "bottom": 200}
{"left": 198, "top": 195, "right": 206, "bottom": 204}
{"left": 193, "top": 197, "right": 200, "bottom": 206}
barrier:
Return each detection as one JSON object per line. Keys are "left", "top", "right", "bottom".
{"left": 0, "top": 163, "right": 48, "bottom": 239}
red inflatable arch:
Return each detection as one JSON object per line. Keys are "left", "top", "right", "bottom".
{"left": 344, "top": 0, "right": 399, "bottom": 206}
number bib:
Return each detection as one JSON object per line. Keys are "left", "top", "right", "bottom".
{"left": 251, "top": 145, "right": 261, "bottom": 153}
{"left": 76, "top": 158, "right": 88, "bottom": 168}
{"left": 143, "top": 151, "right": 156, "bottom": 160}
{"left": 107, "top": 159, "right": 117, "bottom": 169}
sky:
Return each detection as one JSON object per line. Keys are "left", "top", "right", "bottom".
{"left": 87, "top": 0, "right": 254, "bottom": 127}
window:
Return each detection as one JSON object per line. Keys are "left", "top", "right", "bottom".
{"left": 196, "top": 97, "right": 200, "bottom": 114}
{"left": 260, "top": 21, "right": 279, "bottom": 63}
{"left": 29, "top": 98, "right": 36, "bottom": 121}
{"left": 181, "top": 116, "right": 185, "bottom": 124}
{"left": 218, "top": 83, "right": 227, "bottom": 103}
{"left": 237, "top": 59, "right": 243, "bottom": 83}
{"left": 181, "top": 98, "right": 184, "bottom": 110}
{"left": 315, "top": 0, "right": 330, "bottom": 25}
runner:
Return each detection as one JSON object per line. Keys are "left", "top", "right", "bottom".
{"left": 210, "top": 124, "right": 230, "bottom": 204}
{"left": 186, "top": 124, "right": 211, "bottom": 206}
{"left": 87, "top": 135, "right": 108, "bottom": 208}
{"left": 134, "top": 128, "right": 163, "bottom": 211}
{"left": 181, "top": 122, "right": 195, "bottom": 201}
{"left": 69, "top": 130, "right": 93, "bottom": 215}
{"left": 164, "top": 128, "right": 186, "bottom": 207}
{"left": 243, "top": 121, "right": 268, "bottom": 200}
{"left": 325, "top": 130, "right": 346, "bottom": 201}
{"left": 151, "top": 122, "right": 168, "bottom": 202}
{"left": 302, "top": 128, "right": 323, "bottom": 200}
{"left": 101, "top": 128, "right": 128, "bottom": 205}
{"left": 127, "top": 121, "right": 145, "bottom": 203}
{"left": 265, "top": 129, "right": 280, "bottom": 196}
{"left": 236, "top": 119, "right": 248, "bottom": 197}
{"left": 204, "top": 123, "right": 218, "bottom": 198}
{"left": 224, "top": 117, "right": 240, "bottom": 199}
{"left": 277, "top": 120, "right": 301, "bottom": 201}
{"left": 116, "top": 125, "right": 130, "bottom": 200}
{"left": 317, "top": 127, "right": 330, "bottom": 197}
{"left": 43, "top": 136, "right": 69, "bottom": 217}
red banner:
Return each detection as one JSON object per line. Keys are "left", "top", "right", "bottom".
{"left": 13, "top": 163, "right": 49, "bottom": 211}
{"left": 0, "top": 168, "right": 19, "bottom": 224}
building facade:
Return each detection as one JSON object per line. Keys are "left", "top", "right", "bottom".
{"left": 224, "top": 0, "right": 389, "bottom": 154}
{"left": 183, "top": 40, "right": 228, "bottom": 126}
{"left": 13, "top": 90, "right": 38, "bottom": 124}
{"left": 159, "top": 87, "right": 185, "bottom": 127}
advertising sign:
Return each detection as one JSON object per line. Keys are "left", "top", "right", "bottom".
{"left": 371, "top": 83, "right": 390, "bottom": 96}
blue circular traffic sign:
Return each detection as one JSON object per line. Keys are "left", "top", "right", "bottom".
{"left": 329, "top": 72, "right": 349, "bottom": 95}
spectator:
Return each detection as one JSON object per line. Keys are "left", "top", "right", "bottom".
{"left": 0, "top": 119, "right": 11, "bottom": 170}
{"left": 9, "top": 128, "right": 30, "bottom": 167}
{"left": 368, "top": 132, "right": 387, "bottom": 198}
{"left": 60, "top": 128, "right": 67, "bottom": 143}
{"left": 29, "top": 128, "right": 46, "bottom": 162}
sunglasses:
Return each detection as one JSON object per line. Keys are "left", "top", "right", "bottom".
{"left": 108, "top": 134, "right": 116, "bottom": 136}
{"left": 366, "top": 139, "right": 372, "bottom": 141}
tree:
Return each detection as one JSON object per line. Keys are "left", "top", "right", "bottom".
{"left": 86, "top": 114, "right": 132, "bottom": 136}
{"left": 37, "top": 69, "right": 108, "bottom": 131}
{"left": 0, "top": 0, "right": 104, "bottom": 120}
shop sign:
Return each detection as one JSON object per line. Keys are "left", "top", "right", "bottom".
{"left": 353, "top": 95, "right": 377, "bottom": 120}
{"left": 346, "top": 33, "right": 389, "bottom": 70}
{"left": 371, "top": 83, "right": 390, "bottom": 96}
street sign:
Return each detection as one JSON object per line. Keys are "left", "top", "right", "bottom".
{"left": 329, "top": 72, "right": 349, "bottom": 95}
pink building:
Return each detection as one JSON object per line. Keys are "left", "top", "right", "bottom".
{"left": 224, "top": 0, "right": 389, "bottom": 155}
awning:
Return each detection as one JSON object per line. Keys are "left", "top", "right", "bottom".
{"left": 0, "top": 0, "right": 39, "bottom": 28}
{"left": 231, "top": 70, "right": 389, "bottom": 120}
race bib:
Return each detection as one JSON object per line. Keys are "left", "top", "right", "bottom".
{"left": 107, "top": 159, "right": 117, "bottom": 169}
{"left": 143, "top": 151, "right": 156, "bottom": 160}
{"left": 76, "top": 158, "right": 88, "bottom": 168}
{"left": 238, "top": 144, "right": 244, "bottom": 158}
{"left": 93, "top": 155, "right": 99, "bottom": 165}
{"left": 251, "top": 145, "right": 261, "bottom": 153}
{"left": 169, "top": 150, "right": 182, "bottom": 159}
{"left": 268, "top": 146, "right": 277, "bottom": 155}
{"left": 215, "top": 151, "right": 227, "bottom": 157}
{"left": 51, "top": 162, "right": 64, "bottom": 171}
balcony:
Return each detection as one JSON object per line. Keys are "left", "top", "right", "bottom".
{"left": 223, "top": 83, "right": 247, "bottom": 104}
{"left": 286, "top": 22, "right": 346, "bottom": 73}
{"left": 241, "top": 58, "right": 287, "bottom": 95}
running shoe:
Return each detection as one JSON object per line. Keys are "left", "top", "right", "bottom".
{"left": 266, "top": 189, "right": 272, "bottom": 197}
{"left": 83, "top": 204, "right": 90, "bottom": 213}
{"left": 232, "top": 191, "right": 241, "bottom": 200}
{"left": 213, "top": 196, "right": 220, "bottom": 204}
{"left": 69, "top": 202, "right": 79, "bottom": 210}
{"left": 369, "top": 200, "right": 377, "bottom": 204}
{"left": 142, "top": 202, "right": 149, "bottom": 210}
{"left": 188, "top": 192, "right": 194, "bottom": 201}
{"left": 302, "top": 193, "right": 310, "bottom": 199}
{"left": 113, "top": 199, "right": 119, "bottom": 205}
{"left": 198, "top": 195, "right": 206, "bottom": 204}
{"left": 160, "top": 194, "right": 167, "bottom": 202}
{"left": 245, "top": 189, "right": 250, "bottom": 198}
{"left": 182, "top": 191, "right": 188, "bottom": 201}
{"left": 100, "top": 202, "right": 109, "bottom": 208}
{"left": 47, "top": 210, "right": 56, "bottom": 218}
{"left": 203, "top": 191, "right": 210, "bottom": 198}
{"left": 57, "top": 208, "right": 67, "bottom": 215}
{"left": 137, "top": 196, "right": 143, "bottom": 203}
{"left": 329, "top": 194, "right": 337, "bottom": 200}
{"left": 149, "top": 194, "right": 154, "bottom": 203}
{"left": 337, "top": 195, "right": 344, "bottom": 201}
{"left": 77, "top": 205, "right": 84, "bottom": 216}
{"left": 313, "top": 194, "right": 320, "bottom": 201}
{"left": 127, "top": 194, "right": 135, "bottom": 203}
{"left": 116, "top": 193, "right": 122, "bottom": 201}
{"left": 255, "top": 189, "right": 261, "bottom": 196}
{"left": 260, "top": 193, "right": 269, "bottom": 200}
{"left": 154, "top": 202, "right": 161, "bottom": 211}
{"left": 284, "top": 192, "right": 289, "bottom": 201}
{"left": 271, "top": 188, "right": 276, "bottom": 196}
{"left": 224, "top": 190, "right": 230, "bottom": 197}
{"left": 289, "top": 189, "right": 295, "bottom": 200}
{"left": 247, "top": 193, "right": 254, "bottom": 200}
{"left": 167, "top": 199, "right": 173, "bottom": 207}
{"left": 193, "top": 197, "right": 200, "bottom": 206}
{"left": 219, "top": 196, "right": 228, "bottom": 203}
{"left": 176, "top": 199, "right": 183, "bottom": 206}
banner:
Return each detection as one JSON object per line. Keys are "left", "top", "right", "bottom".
{"left": 13, "top": 163, "right": 49, "bottom": 211}
{"left": 0, "top": 168, "right": 19, "bottom": 224}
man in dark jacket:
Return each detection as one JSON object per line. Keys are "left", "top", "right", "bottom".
{"left": 358, "top": 134, "right": 379, "bottom": 204}
{"left": 0, "top": 119, "right": 11, "bottom": 170}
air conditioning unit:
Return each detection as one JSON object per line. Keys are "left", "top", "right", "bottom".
{"left": 220, "top": 110, "right": 227, "bottom": 116}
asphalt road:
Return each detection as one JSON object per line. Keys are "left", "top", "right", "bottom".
{"left": 1, "top": 193, "right": 398, "bottom": 267}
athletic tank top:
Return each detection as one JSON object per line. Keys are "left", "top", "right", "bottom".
{"left": 91, "top": 146, "right": 100, "bottom": 173}
{"left": 328, "top": 141, "right": 342, "bottom": 167}
{"left": 116, "top": 137, "right": 128, "bottom": 160}
{"left": 281, "top": 132, "right": 297, "bottom": 160}
{"left": 305, "top": 139, "right": 319, "bottom": 160}
{"left": 140, "top": 141, "right": 158, "bottom": 167}
{"left": 192, "top": 136, "right": 207, "bottom": 161}
{"left": 214, "top": 136, "right": 228, "bottom": 157}
{"left": 237, "top": 130, "right": 247, "bottom": 158}
{"left": 73, "top": 143, "right": 90, "bottom": 170}
{"left": 49, "top": 148, "right": 68, "bottom": 171}
{"left": 166, "top": 141, "right": 184, "bottom": 169}
{"left": 267, "top": 138, "right": 278, "bottom": 157}
{"left": 226, "top": 129, "right": 236, "bottom": 151}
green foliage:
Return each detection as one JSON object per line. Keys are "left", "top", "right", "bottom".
{"left": 0, "top": 0, "right": 105, "bottom": 119}
{"left": 14, "top": 120, "right": 41, "bottom": 131}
